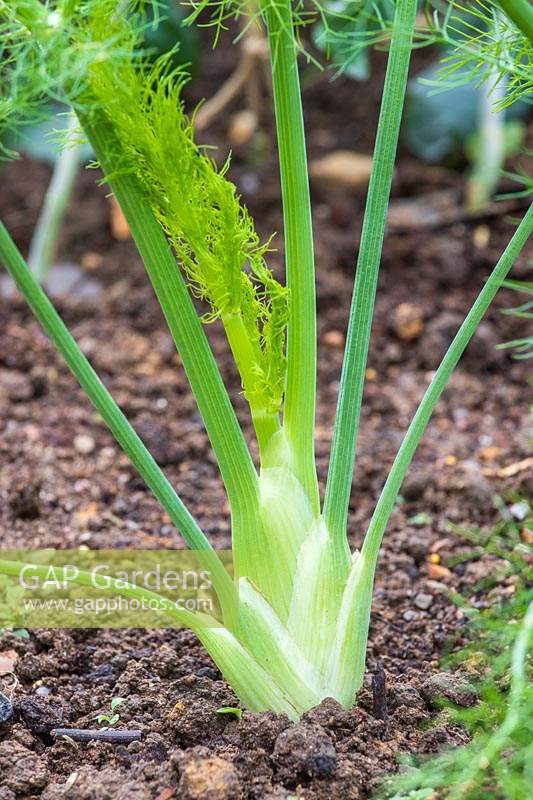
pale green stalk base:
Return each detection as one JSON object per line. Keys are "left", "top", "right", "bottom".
{"left": 28, "top": 114, "right": 81, "bottom": 283}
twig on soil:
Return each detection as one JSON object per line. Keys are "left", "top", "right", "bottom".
{"left": 482, "top": 456, "right": 533, "bottom": 478}
{"left": 372, "top": 660, "right": 390, "bottom": 739}
{"left": 53, "top": 727, "right": 142, "bottom": 743}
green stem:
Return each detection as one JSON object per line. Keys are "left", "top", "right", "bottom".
{"left": 362, "top": 203, "right": 533, "bottom": 571}
{"left": 263, "top": 0, "right": 319, "bottom": 515}
{"left": 222, "top": 311, "right": 281, "bottom": 457}
{"left": 81, "top": 114, "right": 260, "bottom": 525}
{"left": 28, "top": 114, "right": 81, "bottom": 283}
{"left": 0, "top": 221, "right": 237, "bottom": 623}
{"left": 324, "top": 0, "right": 418, "bottom": 573}
{"left": 497, "top": 0, "right": 533, "bottom": 42}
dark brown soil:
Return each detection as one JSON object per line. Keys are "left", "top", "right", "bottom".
{"left": 0, "top": 30, "right": 532, "bottom": 800}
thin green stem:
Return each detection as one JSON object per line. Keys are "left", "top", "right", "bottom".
{"left": 362, "top": 203, "right": 533, "bottom": 571}
{"left": 324, "top": 0, "right": 418, "bottom": 572}
{"left": 222, "top": 311, "right": 281, "bottom": 457}
{"left": 496, "top": 0, "right": 533, "bottom": 42}
{"left": 263, "top": 0, "right": 319, "bottom": 515}
{"left": 0, "top": 221, "right": 237, "bottom": 622}
{"left": 28, "top": 114, "right": 81, "bottom": 283}
{"left": 81, "top": 114, "right": 260, "bottom": 525}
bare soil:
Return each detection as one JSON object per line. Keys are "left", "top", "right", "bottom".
{"left": 0, "top": 34, "right": 531, "bottom": 800}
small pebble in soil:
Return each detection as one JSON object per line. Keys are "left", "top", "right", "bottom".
{"left": 403, "top": 609, "right": 417, "bottom": 621}
{"left": 0, "top": 691, "right": 13, "bottom": 724}
{"left": 413, "top": 592, "right": 434, "bottom": 610}
{"left": 323, "top": 329, "right": 345, "bottom": 348}
{"left": 509, "top": 501, "right": 529, "bottom": 521}
{"left": 392, "top": 302, "right": 424, "bottom": 341}
{"left": 74, "top": 433, "right": 96, "bottom": 455}
{"left": 35, "top": 686, "right": 51, "bottom": 696}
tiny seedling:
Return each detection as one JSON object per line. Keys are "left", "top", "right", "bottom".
{"left": 94, "top": 697, "right": 126, "bottom": 730}
{"left": 216, "top": 706, "right": 243, "bottom": 719}
{"left": 0, "top": 1, "right": 531, "bottom": 720}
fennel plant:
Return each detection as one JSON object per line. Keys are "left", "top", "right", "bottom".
{"left": 0, "top": 0, "right": 531, "bottom": 720}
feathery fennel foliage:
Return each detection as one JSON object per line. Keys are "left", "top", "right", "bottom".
{"left": 320, "top": 1, "right": 533, "bottom": 109}
{"left": 0, "top": 0, "right": 532, "bottom": 720}
{"left": 498, "top": 278, "right": 533, "bottom": 360}
{"left": 381, "top": 599, "right": 533, "bottom": 800}
{"left": 93, "top": 53, "right": 289, "bottom": 435}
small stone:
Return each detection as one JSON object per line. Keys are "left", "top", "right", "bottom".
{"left": 413, "top": 592, "right": 433, "bottom": 611}
{"left": 403, "top": 609, "right": 416, "bottom": 621}
{"left": 472, "top": 225, "right": 490, "bottom": 249}
{"left": 74, "top": 434, "right": 96, "bottom": 455}
{"left": 176, "top": 754, "right": 241, "bottom": 800}
{"left": 323, "top": 330, "right": 345, "bottom": 349}
{"left": 309, "top": 150, "right": 373, "bottom": 191}
{"left": 509, "top": 501, "right": 529, "bottom": 521}
{"left": 0, "top": 691, "right": 13, "bottom": 724}
{"left": 421, "top": 672, "right": 478, "bottom": 708}
{"left": 392, "top": 302, "right": 424, "bottom": 341}
{"left": 35, "top": 685, "right": 51, "bottom": 696}
{"left": 81, "top": 251, "right": 104, "bottom": 270}
{"left": 428, "top": 563, "right": 452, "bottom": 580}
{"left": 228, "top": 110, "right": 258, "bottom": 146}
